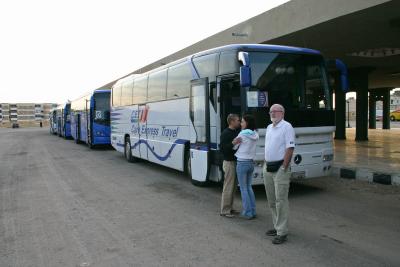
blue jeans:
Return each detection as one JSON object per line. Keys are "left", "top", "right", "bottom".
{"left": 236, "top": 160, "right": 256, "bottom": 217}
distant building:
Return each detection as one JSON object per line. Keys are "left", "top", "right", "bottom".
{"left": 390, "top": 90, "right": 400, "bottom": 110}
{"left": 0, "top": 103, "right": 57, "bottom": 126}
{"left": 375, "top": 90, "right": 400, "bottom": 111}
{"left": 345, "top": 97, "right": 356, "bottom": 120}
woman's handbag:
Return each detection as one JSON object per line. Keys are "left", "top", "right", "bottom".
{"left": 266, "top": 160, "right": 284, "bottom": 172}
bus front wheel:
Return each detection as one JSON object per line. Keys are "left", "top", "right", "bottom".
{"left": 185, "top": 149, "right": 208, "bottom": 187}
{"left": 184, "top": 149, "right": 191, "bottom": 177}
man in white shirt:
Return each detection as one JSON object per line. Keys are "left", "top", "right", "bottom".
{"left": 263, "top": 104, "right": 295, "bottom": 245}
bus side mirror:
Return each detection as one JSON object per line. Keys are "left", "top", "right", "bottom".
{"left": 335, "top": 59, "right": 349, "bottom": 92}
{"left": 240, "top": 66, "right": 251, "bottom": 88}
{"left": 326, "top": 59, "right": 349, "bottom": 92}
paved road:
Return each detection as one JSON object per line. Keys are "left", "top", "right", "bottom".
{"left": 347, "top": 120, "right": 400, "bottom": 128}
{"left": 1, "top": 128, "right": 400, "bottom": 267}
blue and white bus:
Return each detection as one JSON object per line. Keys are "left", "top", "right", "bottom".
{"left": 49, "top": 104, "right": 63, "bottom": 135}
{"left": 70, "top": 89, "right": 111, "bottom": 148}
{"left": 61, "top": 102, "right": 72, "bottom": 138}
{"left": 111, "top": 44, "right": 347, "bottom": 186}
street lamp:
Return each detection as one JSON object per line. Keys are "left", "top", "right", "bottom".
{"left": 346, "top": 100, "right": 351, "bottom": 128}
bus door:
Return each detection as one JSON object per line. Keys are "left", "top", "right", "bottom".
{"left": 76, "top": 113, "right": 81, "bottom": 141}
{"left": 138, "top": 104, "right": 148, "bottom": 160}
{"left": 60, "top": 109, "right": 64, "bottom": 136}
{"left": 57, "top": 115, "right": 62, "bottom": 136}
{"left": 218, "top": 75, "right": 242, "bottom": 130}
{"left": 189, "top": 78, "right": 210, "bottom": 183}
{"left": 87, "top": 98, "right": 93, "bottom": 145}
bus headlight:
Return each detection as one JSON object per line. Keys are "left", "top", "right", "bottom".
{"left": 323, "top": 154, "right": 333, "bottom": 161}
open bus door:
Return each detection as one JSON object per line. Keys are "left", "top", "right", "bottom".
{"left": 189, "top": 78, "right": 210, "bottom": 185}
{"left": 218, "top": 75, "right": 242, "bottom": 130}
{"left": 75, "top": 113, "right": 81, "bottom": 143}
{"left": 87, "top": 98, "right": 93, "bottom": 148}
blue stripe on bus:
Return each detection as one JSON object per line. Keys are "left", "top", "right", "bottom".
{"left": 190, "top": 144, "right": 209, "bottom": 151}
{"left": 131, "top": 139, "right": 188, "bottom": 161}
{"left": 117, "top": 139, "right": 218, "bottom": 159}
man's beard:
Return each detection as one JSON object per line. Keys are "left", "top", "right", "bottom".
{"left": 270, "top": 117, "right": 281, "bottom": 124}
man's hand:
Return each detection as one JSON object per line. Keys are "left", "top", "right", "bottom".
{"left": 232, "top": 137, "right": 242, "bottom": 145}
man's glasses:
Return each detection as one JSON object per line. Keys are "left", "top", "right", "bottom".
{"left": 269, "top": 110, "right": 283, "bottom": 114}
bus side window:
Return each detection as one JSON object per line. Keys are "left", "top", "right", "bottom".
{"left": 219, "top": 51, "right": 239, "bottom": 75}
{"left": 112, "top": 84, "right": 122, "bottom": 107}
{"left": 148, "top": 69, "right": 167, "bottom": 101}
{"left": 193, "top": 53, "right": 218, "bottom": 83}
{"left": 167, "top": 62, "right": 192, "bottom": 99}
{"left": 121, "top": 80, "right": 134, "bottom": 106}
{"left": 133, "top": 75, "right": 148, "bottom": 104}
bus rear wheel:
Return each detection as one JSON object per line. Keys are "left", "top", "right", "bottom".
{"left": 125, "top": 137, "right": 138, "bottom": 163}
{"left": 87, "top": 138, "right": 94, "bottom": 149}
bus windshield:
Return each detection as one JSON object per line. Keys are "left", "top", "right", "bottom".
{"left": 246, "top": 52, "right": 331, "bottom": 127}
{"left": 94, "top": 93, "right": 110, "bottom": 125}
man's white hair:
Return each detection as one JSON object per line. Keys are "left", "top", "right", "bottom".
{"left": 270, "top": 104, "right": 285, "bottom": 113}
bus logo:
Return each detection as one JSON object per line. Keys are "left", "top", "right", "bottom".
{"left": 130, "top": 105, "right": 150, "bottom": 123}
{"left": 139, "top": 105, "right": 149, "bottom": 123}
{"left": 130, "top": 110, "right": 139, "bottom": 123}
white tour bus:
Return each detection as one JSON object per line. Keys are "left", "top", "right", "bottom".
{"left": 111, "top": 44, "right": 347, "bottom": 186}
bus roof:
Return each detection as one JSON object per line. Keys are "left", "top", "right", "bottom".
{"left": 192, "top": 44, "right": 322, "bottom": 58}
{"left": 93, "top": 89, "right": 111, "bottom": 94}
{"left": 112, "top": 44, "right": 323, "bottom": 87}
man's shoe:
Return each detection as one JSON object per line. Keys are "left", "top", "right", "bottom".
{"left": 272, "top": 235, "right": 287, "bottom": 245}
{"left": 265, "top": 229, "right": 277, "bottom": 236}
{"left": 239, "top": 214, "right": 255, "bottom": 220}
{"left": 220, "top": 213, "right": 234, "bottom": 218}
{"left": 231, "top": 209, "right": 240, "bottom": 215}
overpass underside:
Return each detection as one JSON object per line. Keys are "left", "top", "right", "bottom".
{"left": 104, "top": 0, "right": 400, "bottom": 141}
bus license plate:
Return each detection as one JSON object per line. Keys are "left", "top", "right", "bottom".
{"left": 291, "top": 171, "right": 306, "bottom": 179}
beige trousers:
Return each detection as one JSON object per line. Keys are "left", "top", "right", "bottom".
{"left": 220, "top": 161, "right": 237, "bottom": 214}
{"left": 263, "top": 163, "right": 291, "bottom": 236}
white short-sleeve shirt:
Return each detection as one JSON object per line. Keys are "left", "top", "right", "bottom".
{"left": 264, "top": 119, "right": 295, "bottom": 162}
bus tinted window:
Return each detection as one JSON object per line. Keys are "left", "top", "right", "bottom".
{"left": 94, "top": 92, "right": 110, "bottom": 125}
{"left": 121, "top": 80, "right": 133, "bottom": 106}
{"left": 193, "top": 53, "right": 218, "bottom": 82}
{"left": 246, "top": 52, "right": 331, "bottom": 126}
{"left": 219, "top": 51, "right": 239, "bottom": 75}
{"left": 167, "top": 62, "right": 192, "bottom": 98}
{"left": 133, "top": 76, "right": 148, "bottom": 104}
{"left": 148, "top": 69, "right": 167, "bottom": 101}
{"left": 112, "top": 84, "right": 122, "bottom": 107}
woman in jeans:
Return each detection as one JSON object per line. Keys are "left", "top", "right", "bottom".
{"left": 232, "top": 114, "right": 259, "bottom": 219}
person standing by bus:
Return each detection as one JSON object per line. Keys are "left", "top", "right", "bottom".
{"left": 232, "top": 114, "right": 259, "bottom": 220}
{"left": 263, "top": 104, "right": 295, "bottom": 245}
{"left": 219, "top": 114, "right": 241, "bottom": 218}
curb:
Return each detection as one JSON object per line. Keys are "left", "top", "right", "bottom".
{"left": 332, "top": 166, "right": 400, "bottom": 186}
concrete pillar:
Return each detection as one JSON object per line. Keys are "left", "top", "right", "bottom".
{"left": 350, "top": 68, "right": 372, "bottom": 141}
{"left": 382, "top": 88, "right": 391, "bottom": 129}
{"left": 369, "top": 92, "right": 376, "bottom": 129}
{"left": 334, "top": 76, "right": 346, "bottom": 139}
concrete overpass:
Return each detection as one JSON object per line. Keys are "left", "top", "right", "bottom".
{"left": 101, "top": 0, "right": 400, "bottom": 141}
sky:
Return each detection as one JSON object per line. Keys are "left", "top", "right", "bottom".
{"left": 0, "top": 0, "right": 290, "bottom": 104}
